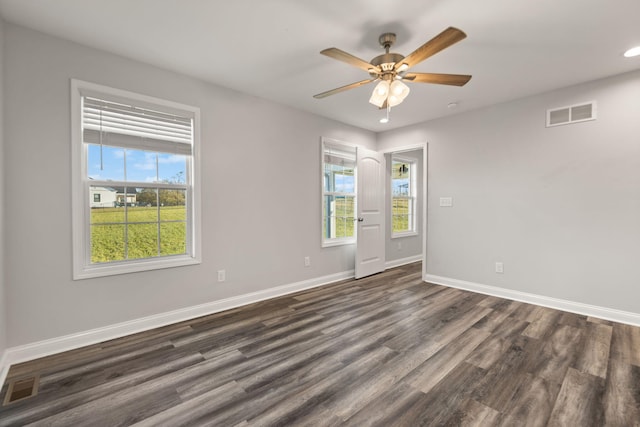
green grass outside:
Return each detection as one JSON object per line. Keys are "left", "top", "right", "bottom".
{"left": 323, "top": 196, "right": 355, "bottom": 239}
{"left": 93, "top": 199, "right": 410, "bottom": 263}
{"left": 90, "top": 206, "right": 186, "bottom": 263}
{"left": 322, "top": 197, "right": 412, "bottom": 238}
{"left": 392, "top": 198, "right": 411, "bottom": 233}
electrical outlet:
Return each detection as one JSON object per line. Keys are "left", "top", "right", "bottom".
{"left": 397, "top": 242, "right": 402, "bottom": 250}
{"left": 495, "top": 262, "right": 504, "bottom": 274}
{"left": 439, "top": 197, "right": 453, "bottom": 207}
{"left": 304, "top": 256, "right": 311, "bottom": 267}
{"left": 217, "top": 270, "right": 226, "bottom": 282}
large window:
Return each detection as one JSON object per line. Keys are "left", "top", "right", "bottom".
{"left": 391, "top": 156, "right": 416, "bottom": 236}
{"left": 72, "top": 80, "right": 201, "bottom": 279}
{"left": 322, "top": 139, "right": 356, "bottom": 246}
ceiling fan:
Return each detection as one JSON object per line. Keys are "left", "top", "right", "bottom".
{"left": 314, "top": 27, "right": 472, "bottom": 111}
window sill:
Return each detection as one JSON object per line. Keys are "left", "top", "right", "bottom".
{"left": 391, "top": 231, "right": 418, "bottom": 239}
{"left": 322, "top": 238, "right": 356, "bottom": 248}
{"left": 73, "top": 255, "right": 201, "bottom": 280}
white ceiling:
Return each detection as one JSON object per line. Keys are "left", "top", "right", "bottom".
{"left": 1, "top": 0, "right": 639, "bottom": 132}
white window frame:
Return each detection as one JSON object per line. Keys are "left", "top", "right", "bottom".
{"left": 71, "top": 79, "right": 201, "bottom": 279}
{"left": 321, "top": 137, "right": 357, "bottom": 247}
{"left": 391, "top": 155, "right": 417, "bottom": 238}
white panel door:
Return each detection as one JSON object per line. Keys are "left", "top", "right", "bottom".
{"left": 355, "top": 147, "right": 386, "bottom": 279}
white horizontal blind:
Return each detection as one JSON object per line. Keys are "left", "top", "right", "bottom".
{"left": 82, "top": 97, "right": 193, "bottom": 155}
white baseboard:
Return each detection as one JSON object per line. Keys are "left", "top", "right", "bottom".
{"left": 385, "top": 254, "right": 422, "bottom": 269}
{"left": 424, "top": 274, "right": 640, "bottom": 327}
{"left": 0, "top": 350, "right": 9, "bottom": 389}
{"left": 3, "top": 269, "right": 355, "bottom": 370}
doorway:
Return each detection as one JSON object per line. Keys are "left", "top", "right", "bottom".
{"left": 382, "top": 144, "right": 427, "bottom": 279}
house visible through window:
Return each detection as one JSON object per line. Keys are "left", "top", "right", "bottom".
{"left": 391, "top": 156, "right": 416, "bottom": 236}
{"left": 322, "top": 139, "right": 356, "bottom": 246}
{"left": 72, "top": 80, "right": 201, "bottom": 279}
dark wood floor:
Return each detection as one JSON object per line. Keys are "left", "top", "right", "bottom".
{"left": 1, "top": 262, "right": 639, "bottom": 426}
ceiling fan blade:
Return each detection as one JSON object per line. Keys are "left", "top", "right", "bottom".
{"left": 320, "top": 48, "right": 380, "bottom": 73}
{"left": 403, "top": 72, "right": 472, "bottom": 86}
{"left": 400, "top": 27, "right": 467, "bottom": 70}
{"left": 313, "top": 79, "right": 376, "bottom": 99}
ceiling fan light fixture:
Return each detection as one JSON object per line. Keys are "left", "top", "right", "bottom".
{"left": 396, "top": 63, "right": 409, "bottom": 72}
{"left": 388, "top": 95, "right": 401, "bottom": 107}
{"left": 376, "top": 80, "right": 390, "bottom": 95}
{"left": 369, "top": 80, "right": 390, "bottom": 107}
{"left": 389, "top": 80, "right": 410, "bottom": 105}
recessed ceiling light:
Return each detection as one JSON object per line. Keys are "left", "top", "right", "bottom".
{"left": 624, "top": 46, "right": 640, "bottom": 57}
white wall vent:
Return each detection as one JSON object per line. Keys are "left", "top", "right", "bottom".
{"left": 546, "top": 101, "right": 596, "bottom": 127}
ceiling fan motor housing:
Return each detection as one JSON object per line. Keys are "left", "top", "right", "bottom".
{"left": 371, "top": 33, "right": 405, "bottom": 77}
{"left": 378, "top": 32, "right": 396, "bottom": 49}
{"left": 371, "top": 53, "right": 404, "bottom": 69}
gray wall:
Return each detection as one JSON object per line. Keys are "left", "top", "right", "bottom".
{"left": 3, "top": 24, "right": 376, "bottom": 346}
{"left": 385, "top": 149, "right": 423, "bottom": 262}
{"left": 0, "top": 17, "right": 7, "bottom": 357}
{"left": 3, "top": 21, "right": 639, "bottom": 349}
{"left": 378, "top": 70, "right": 640, "bottom": 314}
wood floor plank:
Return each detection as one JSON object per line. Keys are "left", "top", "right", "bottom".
{"left": 471, "top": 334, "right": 539, "bottom": 412}
{"left": 602, "top": 324, "right": 640, "bottom": 425}
{"left": 521, "top": 307, "right": 562, "bottom": 339}
{"left": 557, "top": 311, "right": 587, "bottom": 329}
{"left": 406, "top": 326, "right": 490, "bottom": 393}
{"left": 0, "top": 352, "right": 204, "bottom": 426}
{"left": 242, "top": 346, "right": 397, "bottom": 426}
{"left": 472, "top": 299, "right": 523, "bottom": 333}
{"left": 2, "top": 262, "right": 640, "bottom": 427}
{"left": 441, "top": 398, "right": 501, "bottom": 426}
{"left": 466, "top": 335, "right": 512, "bottom": 370}
{"left": 341, "top": 382, "right": 428, "bottom": 426}
{"left": 130, "top": 381, "right": 246, "bottom": 427}
{"left": 616, "top": 323, "right": 640, "bottom": 367}
{"left": 385, "top": 362, "right": 488, "bottom": 426}
{"left": 525, "top": 324, "right": 583, "bottom": 385}
{"left": 547, "top": 368, "right": 605, "bottom": 427}
{"left": 587, "top": 316, "right": 614, "bottom": 326}
{"left": 499, "top": 373, "right": 561, "bottom": 426}
{"left": 573, "top": 322, "right": 612, "bottom": 379}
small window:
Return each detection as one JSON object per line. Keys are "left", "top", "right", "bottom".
{"left": 391, "top": 156, "right": 416, "bottom": 236}
{"left": 322, "top": 139, "right": 356, "bottom": 247}
{"left": 71, "top": 80, "right": 201, "bottom": 279}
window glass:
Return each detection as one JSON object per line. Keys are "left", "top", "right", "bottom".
{"left": 322, "top": 141, "right": 356, "bottom": 246}
{"left": 88, "top": 145, "right": 124, "bottom": 181}
{"left": 158, "top": 153, "right": 188, "bottom": 184}
{"left": 391, "top": 158, "right": 416, "bottom": 235}
{"left": 72, "top": 79, "right": 200, "bottom": 279}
